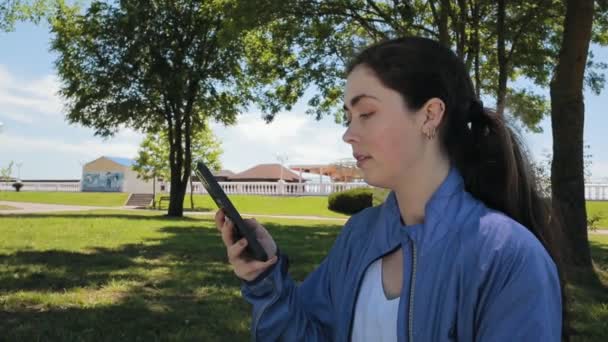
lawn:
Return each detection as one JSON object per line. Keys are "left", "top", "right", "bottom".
{"left": 587, "top": 202, "right": 608, "bottom": 228}
{"left": 0, "top": 205, "right": 19, "bottom": 210}
{"left": 0, "top": 210, "right": 341, "bottom": 341}
{"left": 0, "top": 210, "right": 606, "bottom": 341}
{"left": 164, "top": 194, "right": 349, "bottom": 218}
{"left": 570, "top": 233, "right": 608, "bottom": 341}
{"left": 0, "top": 192, "right": 129, "bottom": 207}
{"left": 0, "top": 192, "right": 349, "bottom": 218}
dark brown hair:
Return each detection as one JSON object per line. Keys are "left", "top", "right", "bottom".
{"left": 347, "top": 36, "right": 569, "bottom": 341}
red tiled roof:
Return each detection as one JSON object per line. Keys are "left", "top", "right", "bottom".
{"left": 231, "top": 164, "right": 302, "bottom": 181}
{"left": 213, "top": 170, "right": 235, "bottom": 177}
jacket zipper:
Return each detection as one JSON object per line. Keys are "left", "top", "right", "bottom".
{"left": 408, "top": 240, "right": 418, "bottom": 342}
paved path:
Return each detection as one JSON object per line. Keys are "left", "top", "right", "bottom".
{"left": 2, "top": 201, "right": 605, "bottom": 227}
{"left": 0, "top": 200, "right": 347, "bottom": 222}
{"left": 0, "top": 200, "right": 134, "bottom": 214}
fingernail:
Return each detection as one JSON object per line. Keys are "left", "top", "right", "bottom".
{"left": 240, "top": 239, "right": 247, "bottom": 246}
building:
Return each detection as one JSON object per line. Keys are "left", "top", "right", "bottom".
{"left": 229, "top": 163, "right": 303, "bottom": 182}
{"left": 290, "top": 159, "right": 364, "bottom": 182}
{"left": 82, "top": 156, "right": 160, "bottom": 193}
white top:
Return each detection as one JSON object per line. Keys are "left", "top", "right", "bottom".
{"left": 351, "top": 258, "right": 400, "bottom": 342}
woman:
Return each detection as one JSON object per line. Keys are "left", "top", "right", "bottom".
{"left": 215, "top": 37, "right": 565, "bottom": 341}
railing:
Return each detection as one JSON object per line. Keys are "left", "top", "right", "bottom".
{"left": 187, "top": 181, "right": 370, "bottom": 196}
{"left": 1, "top": 180, "right": 607, "bottom": 200}
{"left": 0, "top": 182, "right": 80, "bottom": 192}
{"left": 586, "top": 184, "right": 608, "bottom": 201}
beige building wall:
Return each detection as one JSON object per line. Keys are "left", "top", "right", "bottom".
{"left": 123, "top": 170, "right": 156, "bottom": 194}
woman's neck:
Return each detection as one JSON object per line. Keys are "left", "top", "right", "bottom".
{"left": 393, "top": 159, "right": 450, "bottom": 226}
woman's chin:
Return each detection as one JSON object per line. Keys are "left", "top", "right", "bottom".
{"left": 361, "top": 172, "right": 386, "bottom": 189}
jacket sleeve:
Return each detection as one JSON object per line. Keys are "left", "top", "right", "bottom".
{"left": 474, "top": 226, "right": 562, "bottom": 342}
{"left": 241, "top": 223, "right": 350, "bottom": 341}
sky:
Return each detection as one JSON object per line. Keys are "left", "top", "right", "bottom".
{"left": 0, "top": 21, "right": 607, "bottom": 181}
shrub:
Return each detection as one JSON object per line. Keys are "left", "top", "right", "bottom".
{"left": 328, "top": 188, "right": 373, "bottom": 215}
{"left": 328, "top": 187, "right": 391, "bottom": 215}
{"left": 12, "top": 182, "right": 23, "bottom": 192}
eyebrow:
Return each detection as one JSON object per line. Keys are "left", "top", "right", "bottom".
{"left": 342, "top": 94, "right": 379, "bottom": 111}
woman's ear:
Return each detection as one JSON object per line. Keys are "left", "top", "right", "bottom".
{"left": 420, "top": 97, "right": 445, "bottom": 134}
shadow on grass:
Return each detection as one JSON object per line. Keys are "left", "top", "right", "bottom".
{"left": 567, "top": 239, "right": 608, "bottom": 341}
{"left": 0, "top": 212, "right": 202, "bottom": 221}
{"left": 0, "top": 214, "right": 342, "bottom": 341}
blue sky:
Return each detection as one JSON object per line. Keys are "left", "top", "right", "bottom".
{"left": 1, "top": 21, "right": 607, "bottom": 181}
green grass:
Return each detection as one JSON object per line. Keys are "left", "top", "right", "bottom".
{"left": 0, "top": 205, "right": 18, "bottom": 210}
{"left": 587, "top": 202, "right": 608, "bottom": 228}
{"left": 0, "top": 192, "right": 350, "bottom": 218}
{"left": 0, "top": 192, "right": 129, "bottom": 207}
{"left": 1, "top": 210, "right": 607, "bottom": 341}
{"left": 569, "top": 234, "right": 608, "bottom": 341}
{"left": 0, "top": 210, "right": 341, "bottom": 341}
{"left": 159, "top": 194, "right": 349, "bottom": 218}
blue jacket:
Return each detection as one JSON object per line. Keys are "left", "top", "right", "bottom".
{"left": 242, "top": 167, "right": 562, "bottom": 341}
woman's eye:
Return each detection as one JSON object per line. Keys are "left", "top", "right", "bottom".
{"left": 360, "top": 112, "right": 374, "bottom": 119}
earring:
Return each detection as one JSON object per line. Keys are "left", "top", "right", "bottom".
{"left": 424, "top": 127, "right": 436, "bottom": 140}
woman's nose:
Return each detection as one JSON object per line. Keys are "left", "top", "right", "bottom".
{"left": 342, "top": 125, "right": 357, "bottom": 144}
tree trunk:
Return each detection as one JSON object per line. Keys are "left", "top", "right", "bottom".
{"left": 550, "top": 0, "right": 594, "bottom": 270}
{"left": 438, "top": 0, "right": 450, "bottom": 46}
{"left": 496, "top": 0, "right": 507, "bottom": 116}
{"left": 167, "top": 113, "right": 186, "bottom": 217}
{"left": 153, "top": 176, "right": 156, "bottom": 209}
{"left": 168, "top": 176, "right": 187, "bottom": 216}
{"left": 190, "top": 174, "right": 194, "bottom": 210}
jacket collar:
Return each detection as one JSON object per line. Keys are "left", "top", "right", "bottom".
{"left": 374, "top": 166, "right": 466, "bottom": 256}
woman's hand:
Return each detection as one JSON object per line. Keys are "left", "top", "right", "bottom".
{"left": 215, "top": 209, "right": 278, "bottom": 281}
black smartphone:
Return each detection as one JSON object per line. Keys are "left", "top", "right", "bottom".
{"left": 194, "top": 161, "right": 268, "bottom": 261}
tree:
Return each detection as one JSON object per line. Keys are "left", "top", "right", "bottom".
{"left": 51, "top": 1, "right": 282, "bottom": 217}
{"left": 0, "top": 161, "right": 14, "bottom": 184}
{"left": 243, "top": 0, "right": 607, "bottom": 271}
{"left": 189, "top": 125, "right": 222, "bottom": 210}
{"left": 133, "top": 124, "right": 222, "bottom": 210}
{"left": 550, "top": 0, "right": 595, "bottom": 270}
{"left": 0, "top": 0, "right": 55, "bottom": 31}
{"left": 132, "top": 132, "right": 170, "bottom": 208}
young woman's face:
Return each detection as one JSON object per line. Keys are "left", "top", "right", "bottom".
{"left": 342, "top": 65, "right": 428, "bottom": 189}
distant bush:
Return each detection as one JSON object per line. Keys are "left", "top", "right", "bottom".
{"left": 12, "top": 182, "right": 23, "bottom": 192}
{"left": 328, "top": 187, "right": 390, "bottom": 215}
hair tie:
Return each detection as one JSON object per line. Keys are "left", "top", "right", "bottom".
{"left": 468, "top": 99, "right": 485, "bottom": 124}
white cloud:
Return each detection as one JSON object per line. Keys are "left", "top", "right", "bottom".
{"left": 229, "top": 112, "right": 309, "bottom": 144}
{"left": 0, "top": 65, "right": 64, "bottom": 123}
{"left": 212, "top": 110, "right": 352, "bottom": 172}
{"left": 0, "top": 134, "right": 140, "bottom": 161}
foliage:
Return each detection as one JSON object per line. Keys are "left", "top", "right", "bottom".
{"left": 0, "top": 0, "right": 53, "bottom": 31}
{"left": 0, "top": 161, "right": 14, "bottom": 182}
{"left": 328, "top": 187, "right": 373, "bottom": 215}
{"left": 50, "top": 0, "right": 286, "bottom": 216}
{"left": 532, "top": 145, "right": 594, "bottom": 199}
{"left": 11, "top": 181, "right": 23, "bottom": 192}
{"left": 242, "top": 0, "right": 606, "bottom": 131}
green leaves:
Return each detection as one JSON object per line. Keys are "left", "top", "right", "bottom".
{"left": 133, "top": 123, "right": 222, "bottom": 183}
{"left": 0, "top": 0, "right": 53, "bottom": 31}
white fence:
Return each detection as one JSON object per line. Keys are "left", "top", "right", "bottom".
{"left": 586, "top": 184, "right": 608, "bottom": 201}
{"left": 0, "top": 182, "right": 80, "bottom": 192}
{"left": 188, "top": 181, "right": 370, "bottom": 196}
{"left": 1, "top": 181, "right": 607, "bottom": 200}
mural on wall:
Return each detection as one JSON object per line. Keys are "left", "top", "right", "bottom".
{"left": 82, "top": 172, "right": 124, "bottom": 192}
